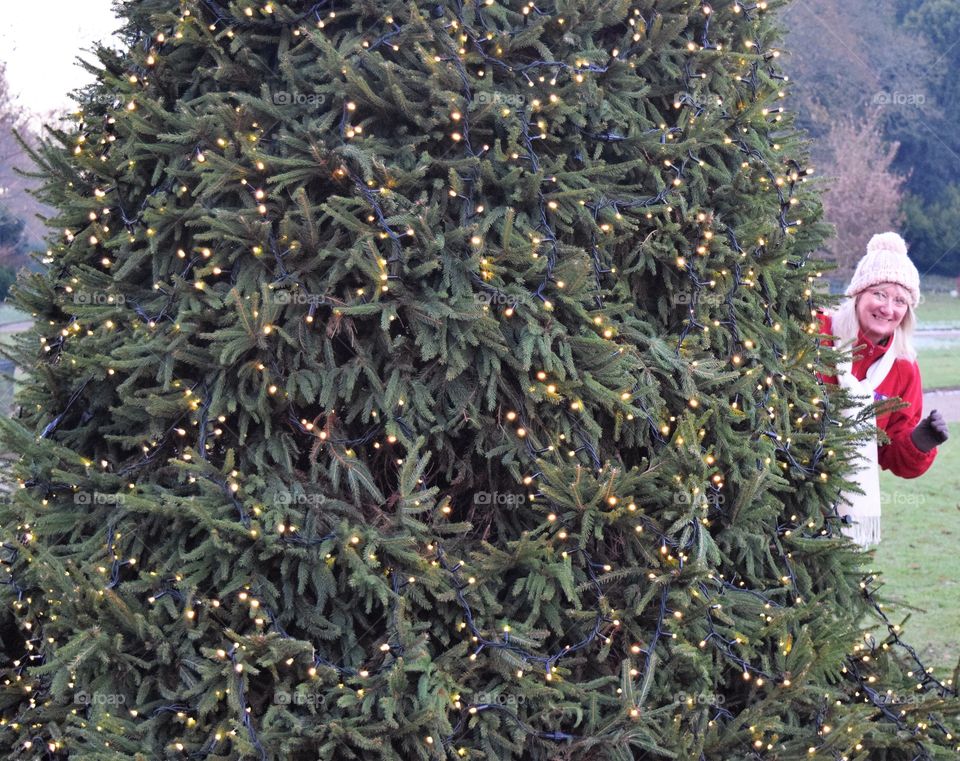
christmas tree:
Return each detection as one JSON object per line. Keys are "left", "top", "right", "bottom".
{"left": 1, "top": 0, "right": 958, "bottom": 759}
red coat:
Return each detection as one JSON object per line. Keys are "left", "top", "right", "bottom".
{"left": 818, "top": 313, "right": 936, "bottom": 478}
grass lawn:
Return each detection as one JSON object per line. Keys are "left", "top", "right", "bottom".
{"left": 0, "top": 324, "right": 27, "bottom": 412}
{"left": 917, "top": 349, "right": 960, "bottom": 391}
{"left": 0, "top": 303, "right": 27, "bottom": 326}
{"left": 872, "top": 422, "right": 960, "bottom": 674}
{"left": 916, "top": 292, "right": 960, "bottom": 329}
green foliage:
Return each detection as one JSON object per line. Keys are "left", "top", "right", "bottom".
{"left": 902, "top": 186, "right": 960, "bottom": 277}
{"left": 0, "top": 204, "right": 33, "bottom": 296}
{"left": 894, "top": 2, "right": 960, "bottom": 276}
{"left": 0, "top": 206, "right": 26, "bottom": 253}
{"left": 0, "top": 265, "right": 16, "bottom": 302}
{"left": 0, "top": 1, "right": 957, "bottom": 760}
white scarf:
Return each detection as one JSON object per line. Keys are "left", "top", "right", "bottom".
{"left": 836, "top": 346, "right": 897, "bottom": 548}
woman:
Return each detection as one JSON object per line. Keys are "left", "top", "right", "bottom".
{"left": 818, "top": 232, "right": 948, "bottom": 547}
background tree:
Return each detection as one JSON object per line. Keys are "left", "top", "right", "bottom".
{"left": 819, "top": 111, "right": 906, "bottom": 278}
{"left": 0, "top": 61, "right": 50, "bottom": 299}
{"left": 893, "top": 0, "right": 960, "bottom": 277}
{"left": 901, "top": 184, "right": 960, "bottom": 279}
{"left": 0, "top": 62, "right": 48, "bottom": 248}
{"left": 0, "top": 203, "right": 27, "bottom": 264}
{"left": 0, "top": 1, "right": 959, "bottom": 760}
{"left": 783, "top": 0, "right": 959, "bottom": 277}
{"left": 0, "top": 199, "right": 30, "bottom": 307}
{"left": 0, "top": 203, "right": 27, "bottom": 300}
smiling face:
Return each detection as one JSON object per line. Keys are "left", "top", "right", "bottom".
{"left": 855, "top": 282, "right": 911, "bottom": 344}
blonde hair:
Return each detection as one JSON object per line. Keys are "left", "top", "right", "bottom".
{"left": 830, "top": 291, "right": 917, "bottom": 361}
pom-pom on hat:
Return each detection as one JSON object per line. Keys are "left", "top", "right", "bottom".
{"left": 845, "top": 232, "right": 921, "bottom": 308}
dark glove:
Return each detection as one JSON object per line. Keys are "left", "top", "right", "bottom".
{"left": 911, "top": 409, "right": 949, "bottom": 453}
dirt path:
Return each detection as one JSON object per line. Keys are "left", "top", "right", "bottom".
{"left": 917, "top": 326, "right": 960, "bottom": 422}
{"left": 924, "top": 389, "right": 960, "bottom": 424}
{"left": 0, "top": 321, "right": 32, "bottom": 333}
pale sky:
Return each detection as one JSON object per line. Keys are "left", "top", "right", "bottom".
{"left": 0, "top": 0, "right": 121, "bottom": 117}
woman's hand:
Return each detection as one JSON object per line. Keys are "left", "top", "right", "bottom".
{"left": 911, "top": 409, "right": 949, "bottom": 452}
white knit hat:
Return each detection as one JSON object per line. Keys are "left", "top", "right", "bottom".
{"left": 845, "top": 232, "right": 920, "bottom": 307}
